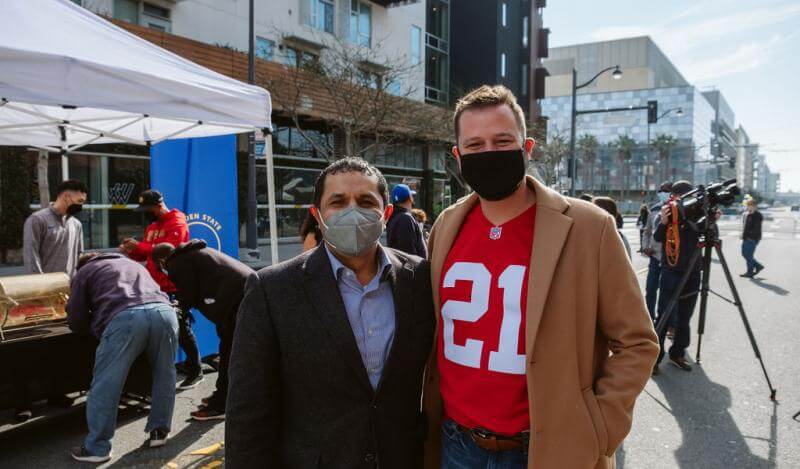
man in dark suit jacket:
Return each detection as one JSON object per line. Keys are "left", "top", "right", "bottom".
{"left": 152, "top": 239, "right": 254, "bottom": 421}
{"left": 227, "top": 157, "right": 435, "bottom": 468}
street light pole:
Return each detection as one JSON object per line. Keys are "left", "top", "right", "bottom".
{"left": 569, "top": 68, "right": 578, "bottom": 196}
{"left": 646, "top": 107, "right": 683, "bottom": 194}
{"left": 569, "top": 65, "right": 622, "bottom": 197}
{"left": 246, "top": 0, "right": 258, "bottom": 256}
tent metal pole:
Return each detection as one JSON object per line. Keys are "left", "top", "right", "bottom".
{"left": 245, "top": 0, "right": 259, "bottom": 258}
{"left": 264, "top": 129, "right": 279, "bottom": 265}
{"left": 149, "top": 122, "right": 201, "bottom": 145}
{"left": 59, "top": 125, "right": 69, "bottom": 180}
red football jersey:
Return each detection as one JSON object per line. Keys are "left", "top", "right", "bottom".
{"left": 438, "top": 203, "right": 536, "bottom": 436}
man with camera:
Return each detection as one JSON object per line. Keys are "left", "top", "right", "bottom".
{"left": 653, "top": 181, "right": 703, "bottom": 373}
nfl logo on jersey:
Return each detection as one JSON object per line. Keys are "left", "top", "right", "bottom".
{"left": 489, "top": 226, "right": 502, "bottom": 240}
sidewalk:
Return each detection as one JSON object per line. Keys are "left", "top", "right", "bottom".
{"left": 0, "top": 373, "right": 225, "bottom": 468}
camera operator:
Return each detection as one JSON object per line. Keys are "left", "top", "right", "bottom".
{"left": 652, "top": 181, "right": 701, "bottom": 374}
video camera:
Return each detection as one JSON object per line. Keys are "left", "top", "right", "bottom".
{"left": 666, "top": 179, "right": 741, "bottom": 228}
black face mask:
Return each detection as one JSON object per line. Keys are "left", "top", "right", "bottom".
{"left": 66, "top": 204, "right": 83, "bottom": 217}
{"left": 459, "top": 148, "right": 526, "bottom": 201}
{"left": 146, "top": 212, "right": 159, "bottom": 223}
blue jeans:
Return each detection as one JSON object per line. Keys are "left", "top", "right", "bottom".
{"left": 645, "top": 256, "right": 662, "bottom": 321}
{"left": 441, "top": 419, "right": 527, "bottom": 469}
{"left": 741, "top": 239, "right": 762, "bottom": 275}
{"left": 84, "top": 303, "right": 179, "bottom": 457}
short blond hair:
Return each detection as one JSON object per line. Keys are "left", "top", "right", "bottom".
{"left": 454, "top": 85, "right": 527, "bottom": 142}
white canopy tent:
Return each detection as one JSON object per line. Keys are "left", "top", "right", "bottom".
{"left": 0, "top": 0, "right": 279, "bottom": 263}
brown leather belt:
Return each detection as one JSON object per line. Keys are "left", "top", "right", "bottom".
{"left": 455, "top": 423, "right": 529, "bottom": 452}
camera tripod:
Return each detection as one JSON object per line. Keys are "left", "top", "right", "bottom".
{"left": 654, "top": 226, "right": 777, "bottom": 400}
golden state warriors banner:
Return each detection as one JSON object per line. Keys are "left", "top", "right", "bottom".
{"left": 151, "top": 135, "right": 238, "bottom": 356}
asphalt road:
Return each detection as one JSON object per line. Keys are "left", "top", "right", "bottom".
{"left": 620, "top": 208, "right": 800, "bottom": 468}
{"left": 1, "top": 208, "right": 798, "bottom": 468}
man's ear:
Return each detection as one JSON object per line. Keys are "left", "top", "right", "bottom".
{"left": 524, "top": 137, "right": 536, "bottom": 159}
{"left": 383, "top": 204, "right": 394, "bottom": 222}
{"left": 451, "top": 145, "right": 460, "bottom": 163}
{"left": 310, "top": 205, "right": 321, "bottom": 224}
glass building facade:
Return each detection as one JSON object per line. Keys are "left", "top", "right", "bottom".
{"left": 541, "top": 85, "right": 717, "bottom": 196}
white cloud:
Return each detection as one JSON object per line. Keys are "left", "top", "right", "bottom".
{"left": 682, "top": 35, "right": 784, "bottom": 81}
{"left": 586, "top": 2, "right": 800, "bottom": 55}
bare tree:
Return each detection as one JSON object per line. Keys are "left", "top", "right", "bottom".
{"left": 259, "top": 29, "right": 450, "bottom": 162}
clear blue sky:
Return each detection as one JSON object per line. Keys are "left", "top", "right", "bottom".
{"left": 545, "top": 0, "right": 800, "bottom": 191}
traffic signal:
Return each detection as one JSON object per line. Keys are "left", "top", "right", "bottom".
{"left": 647, "top": 100, "right": 658, "bottom": 124}
{"left": 567, "top": 158, "right": 574, "bottom": 178}
{"left": 729, "top": 157, "right": 735, "bottom": 168}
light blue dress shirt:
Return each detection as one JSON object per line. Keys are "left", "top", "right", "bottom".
{"left": 325, "top": 245, "right": 396, "bottom": 390}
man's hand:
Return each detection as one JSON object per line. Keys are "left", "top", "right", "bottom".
{"left": 660, "top": 204, "right": 671, "bottom": 225}
{"left": 120, "top": 238, "right": 138, "bottom": 254}
{"left": 642, "top": 247, "right": 655, "bottom": 256}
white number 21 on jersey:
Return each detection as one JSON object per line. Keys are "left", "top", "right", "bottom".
{"left": 441, "top": 262, "right": 527, "bottom": 375}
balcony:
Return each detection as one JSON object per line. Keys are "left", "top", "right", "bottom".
{"left": 369, "top": 0, "right": 421, "bottom": 6}
{"left": 425, "top": 86, "right": 448, "bottom": 106}
{"left": 425, "top": 32, "right": 449, "bottom": 54}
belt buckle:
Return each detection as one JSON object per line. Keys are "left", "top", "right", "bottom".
{"left": 471, "top": 427, "right": 494, "bottom": 441}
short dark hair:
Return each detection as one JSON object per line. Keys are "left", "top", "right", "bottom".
{"left": 313, "top": 157, "right": 388, "bottom": 208}
{"left": 593, "top": 196, "right": 623, "bottom": 228}
{"left": 151, "top": 243, "right": 176, "bottom": 263}
{"left": 56, "top": 179, "right": 88, "bottom": 196}
{"left": 76, "top": 251, "right": 101, "bottom": 270}
{"left": 578, "top": 193, "right": 594, "bottom": 202}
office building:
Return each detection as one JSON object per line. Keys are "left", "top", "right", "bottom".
{"left": 541, "top": 37, "right": 722, "bottom": 197}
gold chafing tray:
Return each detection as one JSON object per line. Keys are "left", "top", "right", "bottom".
{"left": 0, "top": 272, "right": 70, "bottom": 342}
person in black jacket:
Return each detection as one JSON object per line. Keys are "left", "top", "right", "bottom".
{"left": 226, "top": 158, "right": 435, "bottom": 469}
{"left": 740, "top": 198, "right": 764, "bottom": 278}
{"left": 386, "top": 183, "right": 428, "bottom": 258}
{"left": 652, "top": 180, "right": 701, "bottom": 373}
{"left": 152, "top": 240, "right": 254, "bottom": 421}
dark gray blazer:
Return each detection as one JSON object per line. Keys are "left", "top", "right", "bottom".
{"left": 226, "top": 245, "right": 435, "bottom": 469}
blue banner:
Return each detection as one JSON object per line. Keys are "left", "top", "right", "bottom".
{"left": 151, "top": 135, "right": 239, "bottom": 358}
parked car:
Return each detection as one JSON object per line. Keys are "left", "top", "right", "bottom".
{"left": 791, "top": 205, "right": 799, "bottom": 212}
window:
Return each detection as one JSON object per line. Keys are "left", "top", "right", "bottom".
{"left": 500, "top": 53, "right": 507, "bottom": 78}
{"left": 282, "top": 46, "right": 317, "bottom": 68}
{"left": 70, "top": 0, "right": 82, "bottom": 5}
{"left": 521, "top": 64, "right": 528, "bottom": 96}
{"left": 501, "top": 3, "right": 507, "bottom": 27}
{"left": 387, "top": 79, "right": 403, "bottom": 96}
{"left": 305, "top": 0, "right": 334, "bottom": 34}
{"left": 113, "top": 0, "right": 138, "bottom": 23}
{"left": 350, "top": 1, "right": 372, "bottom": 47}
{"left": 256, "top": 37, "right": 274, "bottom": 60}
{"left": 358, "top": 69, "right": 381, "bottom": 89}
{"left": 142, "top": 2, "right": 171, "bottom": 32}
{"left": 271, "top": 124, "right": 331, "bottom": 159}
{"left": 522, "top": 16, "right": 529, "bottom": 48}
{"left": 307, "top": 0, "right": 334, "bottom": 33}
{"left": 411, "top": 26, "right": 422, "bottom": 65}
